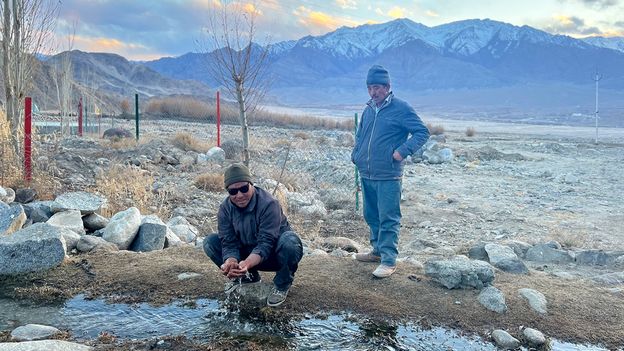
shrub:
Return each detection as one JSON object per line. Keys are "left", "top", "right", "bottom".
{"left": 172, "top": 132, "right": 210, "bottom": 153}
{"left": 426, "top": 123, "right": 445, "bottom": 135}
{"left": 195, "top": 173, "right": 224, "bottom": 192}
{"left": 465, "top": 127, "right": 476, "bottom": 137}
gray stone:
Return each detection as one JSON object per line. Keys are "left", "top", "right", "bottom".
{"left": 130, "top": 223, "right": 167, "bottom": 252}
{"left": 59, "top": 228, "right": 81, "bottom": 252}
{"left": 82, "top": 213, "right": 109, "bottom": 232}
{"left": 424, "top": 256, "right": 495, "bottom": 289}
{"left": 321, "top": 236, "right": 362, "bottom": 253}
{"left": 169, "top": 224, "right": 197, "bottom": 243}
{"left": 0, "top": 223, "right": 67, "bottom": 275}
{"left": 504, "top": 240, "right": 532, "bottom": 258}
{"left": 14, "top": 189, "right": 36, "bottom": 204}
{"left": 525, "top": 244, "right": 574, "bottom": 264}
{"left": 0, "top": 186, "right": 16, "bottom": 203}
{"left": 0, "top": 204, "right": 27, "bottom": 236}
{"left": 205, "top": 147, "right": 226, "bottom": 163}
{"left": 22, "top": 201, "right": 53, "bottom": 223}
{"left": 484, "top": 243, "right": 518, "bottom": 264}
{"left": 47, "top": 210, "right": 85, "bottom": 235}
{"left": 177, "top": 272, "right": 202, "bottom": 280}
{"left": 468, "top": 241, "right": 488, "bottom": 261}
{"left": 494, "top": 258, "right": 529, "bottom": 274}
{"left": 523, "top": 327, "right": 547, "bottom": 347}
{"left": 76, "top": 235, "right": 118, "bottom": 253}
{"left": 519, "top": 288, "right": 548, "bottom": 314}
{"left": 102, "top": 207, "right": 141, "bottom": 250}
{"left": 575, "top": 250, "right": 624, "bottom": 267}
{"left": 592, "top": 272, "right": 624, "bottom": 285}
{"left": 491, "top": 330, "right": 520, "bottom": 350}
{"left": 478, "top": 286, "right": 507, "bottom": 313}
{"left": 0, "top": 340, "right": 91, "bottom": 350}
{"left": 11, "top": 324, "right": 61, "bottom": 341}
{"left": 51, "top": 191, "right": 106, "bottom": 215}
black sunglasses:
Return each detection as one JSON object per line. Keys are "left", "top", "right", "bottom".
{"left": 227, "top": 184, "right": 250, "bottom": 196}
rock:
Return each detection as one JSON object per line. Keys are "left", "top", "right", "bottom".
{"left": 525, "top": 244, "right": 574, "bottom": 264}
{"left": 177, "top": 272, "right": 201, "bottom": 280}
{"left": 0, "top": 340, "right": 92, "bottom": 350}
{"left": 307, "top": 249, "right": 328, "bottom": 257}
{"left": 22, "top": 201, "right": 54, "bottom": 223}
{"left": 82, "top": 213, "right": 109, "bottom": 232}
{"left": 47, "top": 210, "right": 85, "bottom": 235}
{"left": 478, "top": 286, "right": 507, "bottom": 313}
{"left": 103, "top": 127, "right": 133, "bottom": 139}
{"left": 484, "top": 244, "right": 527, "bottom": 273}
{"left": 575, "top": 250, "right": 624, "bottom": 267}
{"left": 130, "top": 223, "right": 167, "bottom": 252}
{"left": 321, "top": 236, "right": 361, "bottom": 253}
{"left": 468, "top": 242, "right": 488, "bottom": 261}
{"left": 592, "top": 272, "right": 624, "bottom": 285}
{"left": 59, "top": 228, "right": 81, "bottom": 252}
{"left": 51, "top": 192, "right": 106, "bottom": 215}
{"left": 491, "top": 330, "right": 520, "bottom": 350}
{"left": 14, "top": 188, "right": 37, "bottom": 204}
{"left": 424, "top": 256, "right": 495, "bottom": 289}
{"left": 76, "top": 235, "right": 118, "bottom": 253}
{"left": 0, "top": 204, "right": 27, "bottom": 236}
{"left": 518, "top": 288, "right": 548, "bottom": 314}
{"left": 169, "top": 224, "right": 197, "bottom": 243}
{"left": 494, "top": 258, "right": 529, "bottom": 274}
{"left": 205, "top": 147, "right": 225, "bottom": 163}
{"left": 504, "top": 240, "right": 532, "bottom": 258}
{"left": 523, "top": 327, "right": 547, "bottom": 347}
{"left": 10, "top": 324, "right": 61, "bottom": 341}
{"left": 0, "top": 223, "right": 67, "bottom": 275}
{"left": 0, "top": 186, "right": 16, "bottom": 203}
{"left": 330, "top": 248, "right": 352, "bottom": 257}
{"left": 101, "top": 207, "right": 141, "bottom": 250}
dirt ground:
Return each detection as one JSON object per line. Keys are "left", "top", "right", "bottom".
{"left": 1, "top": 246, "right": 623, "bottom": 350}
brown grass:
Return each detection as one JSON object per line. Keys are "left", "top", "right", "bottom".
{"left": 172, "top": 132, "right": 211, "bottom": 153}
{"left": 426, "top": 123, "right": 445, "bottom": 135}
{"left": 465, "top": 127, "right": 476, "bottom": 137}
{"left": 92, "top": 163, "right": 169, "bottom": 218}
{"left": 195, "top": 173, "right": 224, "bottom": 192}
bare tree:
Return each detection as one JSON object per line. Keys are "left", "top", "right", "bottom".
{"left": 201, "top": 0, "right": 271, "bottom": 166}
{"left": 51, "top": 21, "right": 75, "bottom": 136}
{"left": 1, "top": 0, "right": 59, "bottom": 157}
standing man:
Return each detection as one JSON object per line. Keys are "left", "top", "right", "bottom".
{"left": 351, "top": 65, "right": 430, "bottom": 278}
{"left": 203, "top": 163, "right": 303, "bottom": 307}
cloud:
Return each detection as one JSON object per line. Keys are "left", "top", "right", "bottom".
{"left": 335, "top": 0, "right": 357, "bottom": 9}
{"left": 579, "top": 0, "right": 618, "bottom": 8}
{"left": 387, "top": 6, "right": 407, "bottom": 19}
{"left": 293, "top": 6, "right": 359, "bottom": 34}
{"left": 544, "top": 15, "right": 604, "bottom": 36}
{"left": 425, "top": 10, "right": 439, "bottom": 17}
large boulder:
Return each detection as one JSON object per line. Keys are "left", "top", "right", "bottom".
{"left": 10, "top": 324, "right": 61, "bottom": 341}
{"left": 130, "top": 223, "right": 167, "bottom": 252}
{"left": 47, "top": 210, "right": 85, "bottom": 235}
{"left": 101, "top": 207, "right": 141, "bottom": 250}
{"left": 425, "top": 256, "right": 495, "bottom": 289}
{"left": 0, "top": 204, "right": 27, "bottom": 236}
{"left": 0, "top": 223, "right": 67, "bottom": 275}
{"left": 525, "top": 244, "right": 574, "bottom": 264}
{"left": 51, "top": 192, "right": 106, "bottom": 215}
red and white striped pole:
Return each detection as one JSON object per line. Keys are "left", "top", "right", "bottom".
{"left": 216, "top": 90, "right": 221, "bottom": 147}
{"left": 24, "top": 97, "right": 32, "bottom": 182}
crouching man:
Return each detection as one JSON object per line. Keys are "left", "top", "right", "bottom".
{"left": 203, "top": 163, "right": 303, "bottom": 307}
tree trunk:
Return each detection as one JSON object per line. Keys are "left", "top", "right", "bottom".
{"left": 235, "top": 79, "right": 250, "bottom": 166}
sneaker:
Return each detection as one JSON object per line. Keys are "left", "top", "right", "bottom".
{"left": 267, "top": 287, "right": 289, "bottom": 307}
{"left": 224, "top": 272, "right": 261, "bottom": 294}
{"left": 355, "top": 252, "right": 381, "bottom": 262}
{"left": 372, "top": 264, "right": 396, "bottom": 278}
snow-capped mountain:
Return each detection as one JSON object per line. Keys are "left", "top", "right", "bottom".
{"left": 582, "top": 36, "right": 624, "bottom": 53}
{"left": 144, "top": 18, "right": 624, "bottom": 107}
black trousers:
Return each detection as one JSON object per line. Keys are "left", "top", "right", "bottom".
{"left": 203, "top": 231, "right": 303, "bottom": 291}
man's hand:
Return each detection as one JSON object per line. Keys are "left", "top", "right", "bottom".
{"left": 220, "top": 258, "right": 239, "bottom": 277}
{"left": 393, "top": 151, "right": 403, "bottom": 161}
{"left": 239, "top": 253, "right": 262, "bottom": 272}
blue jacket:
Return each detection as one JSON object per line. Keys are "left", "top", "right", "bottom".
{"left": 217, "top": 186, "right": 291, "bottom": 262}
{"left": 351, "top": 93, "right": 429, "bottom": 180}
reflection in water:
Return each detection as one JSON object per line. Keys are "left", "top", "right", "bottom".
{"left": 0, "top": 296, "right": 612, "bottom": 351}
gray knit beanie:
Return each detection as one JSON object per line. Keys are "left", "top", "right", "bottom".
{"left": 366, "top": 65, "right": 390, "bottom": 85}
{"left": 224, "top": 163, "right": 253, "bottom": 188}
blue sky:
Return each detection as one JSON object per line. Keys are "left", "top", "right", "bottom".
{"left": 54, "top": 0, "right": 624, "bottom": 60}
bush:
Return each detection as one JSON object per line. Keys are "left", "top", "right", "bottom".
{"left": 195, "top": 173, "right": 224, "bottom": 192}
{"left": 172, "top": 132, "right": 210, "bottom": 153}
{"left": 465, "top": 127, "right": 476, "bottom": 137}
{"left": 426, "top": 123, "right": 445, "bottom": 135}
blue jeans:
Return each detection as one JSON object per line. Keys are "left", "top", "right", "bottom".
{"left": 361, "top": 178, "right": 402, "bottom": 266}
{"left": 203, "top": 231, "right": 303, "bottom": 291}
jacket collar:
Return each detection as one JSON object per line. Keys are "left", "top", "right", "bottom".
{"left": 367, "top": 91, "right": 394, "bottom": 110}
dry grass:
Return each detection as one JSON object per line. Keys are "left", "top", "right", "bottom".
{"left": 172, "top": 132, "right": 211, "bottom": 153}
{"left": 93, "top": 163, "right": 169, "bottom": 218}
{"left": 426, "top": 123, "right": 445, "bottom": 135}
{"left": 294, "top": 131, "right": 310, "bottom": 140}
{"left": 465, "top": 127, "right": 476, "bottom": 137}
{"left": 195, "top": 173, "right": 224, "bottom": 192}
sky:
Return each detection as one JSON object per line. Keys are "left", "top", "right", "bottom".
{"left": 53, "top": 0, "right": 624, "bottom": 61}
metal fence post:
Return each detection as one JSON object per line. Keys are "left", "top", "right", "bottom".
{"left": 24, "top": 97, "right": 32, "bottom": 182}
{"left": 354, "top": 112, "right": 360, "bottom": 212}
{"left": 135, "top": 93, "right": 140, "bottom": 140}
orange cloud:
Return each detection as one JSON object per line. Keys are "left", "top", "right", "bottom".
{"left": 387, "top": 6, "right": 406, "bottom": 19}
{"left": 294, "top": 6, "right": 359, "bottom": 33}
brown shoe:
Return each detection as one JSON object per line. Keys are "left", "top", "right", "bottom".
{"left": 372, "top": 264, "right": 396, "bottom": 278}
{"left": 355, "top": 252, "right": 381, "bottom": 262}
